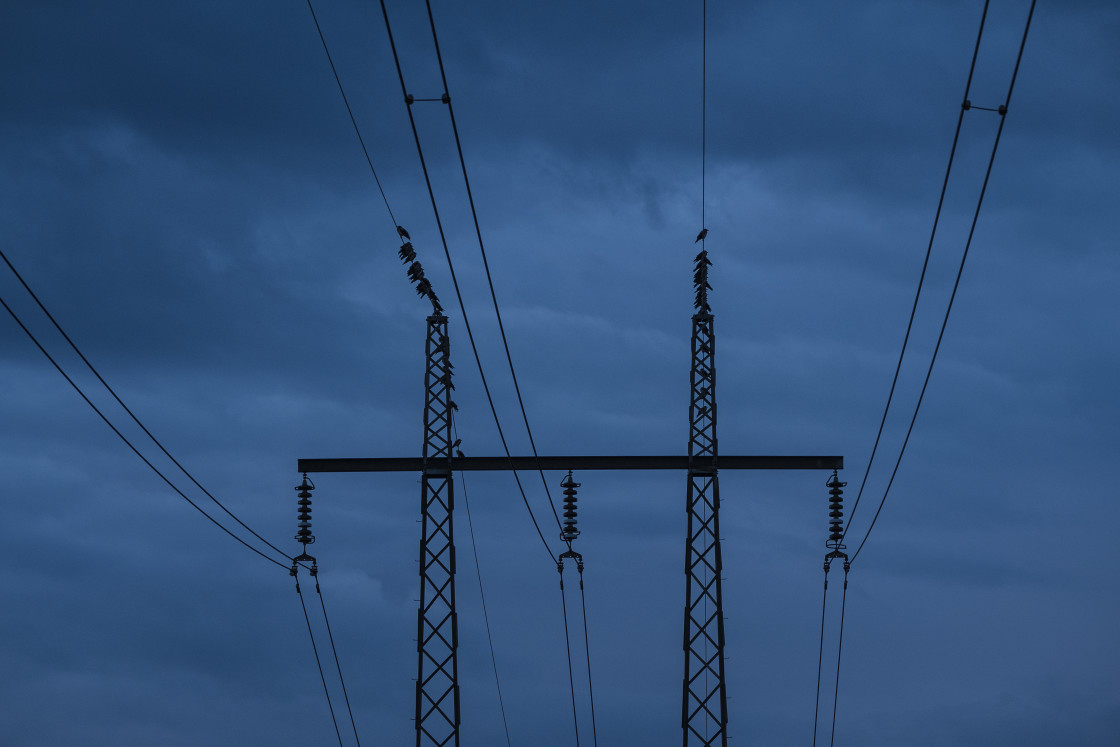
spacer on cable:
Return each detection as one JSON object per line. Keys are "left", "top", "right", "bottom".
{"left": 962, "top": 99, "right": 972, "bottom": 110}
{"left": 441, "top": 93, "right": 450, "bottom": 104}
{"left": 998, "top": 104, "right": 1007, "bottom": 115}
{"left": 405, "top": 93, "right": 415, "bottom": 105}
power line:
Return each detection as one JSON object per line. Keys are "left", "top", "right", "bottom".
{"left": 315, "top": 575, "right": 363, "bottom": 746}
{"left": 841, "top": 0, "right": 991, "bottom": 546}
{"left": 452, "top": 418, "right": 514, "bottom": 747}
{"left": 377, "top": 0, "right": 559, "bottom": 564}
{"left": 0, "top": 247, "right": 295, "bottom": 566}
{"left": 421, "top": 0, "right": 565, "bottom": 537}
{"left": 848, "top": 0, "right": 1036, "bottom": 564}
{"left": 295, "top": 569, "right": 346, "bottom": 747}
{"left": 305, "top": 0, "right": 397, "bottom": 228}
{"left": 0, "top": 289, "right": 291, "bottom": 571}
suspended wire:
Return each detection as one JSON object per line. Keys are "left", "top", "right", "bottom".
{"left": 558, "top": 566, "right": 582, "bottom": 747}
{"left": 0, "top": 291, "right": 291, "bottom": 571}
{"left": 577, "top": 566, "right": 599, "bottom": 747}
{"left": 0, "top": 247, "right": 295, "bottom": 565}
{"left": 295, "top": 572, "right": 346, "bottom": 747}
{"left": 377, "top": 0, "right": 558, "bottom": 564}
{"left": 420, "top": 0, "right": 564, "bottom": 535}
{"left": 305, "top": 0, "right": 397, "bottom": 227}
{"left": 811, "top": 569, "right": 829, "bottom": 747}
{"left": 315, "top": 576, "right": 363, "bottom": 747}
{"left": 451, "top": 420, "right": 514, "bottom": 747}
{"left": 848, "top": 0, "right": 1036, "bottom": 564}
{"left": 828, "top": 566, "right": 850, "bottom": 747}
{"left": 841, "top": 0, "right": 991, "bottom": 545}
{"left": 701, "top": 0, "right": 707, "bottom": 237}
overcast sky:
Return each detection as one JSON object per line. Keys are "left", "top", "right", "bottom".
{"left": 1, "top": 1, "right": 1117, "bottom": 745}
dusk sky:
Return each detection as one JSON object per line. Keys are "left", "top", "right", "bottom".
{"left": 1, "top": 1, "right": 1117, "bottom": 745}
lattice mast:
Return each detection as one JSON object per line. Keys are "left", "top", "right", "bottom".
{"left": 682, "top": 247, "right": 728, "bottom": 746}
{"left": 400, "top": 226, "right": 459, "bottom": 747}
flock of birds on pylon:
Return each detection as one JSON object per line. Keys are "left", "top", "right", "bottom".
{"left": 396, "top": 225, "right": 443, "bottom": 314}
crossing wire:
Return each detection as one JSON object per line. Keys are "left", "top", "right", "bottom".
{"left": 377, "top": 0, "right": 559, "bottom": 565}
{"left": 848, "top": 0, "right": 1037, "bottom": 564}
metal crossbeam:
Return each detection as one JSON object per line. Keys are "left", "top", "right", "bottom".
{"left": 298, "top": 455, "right": 842, "bottom": 473}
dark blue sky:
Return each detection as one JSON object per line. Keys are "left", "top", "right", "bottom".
{"left": 1, "top": 1, "right": 1117, "bottom": 744}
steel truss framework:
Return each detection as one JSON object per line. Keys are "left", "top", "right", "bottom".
{"left": 416, "top": 314, "right": 459, "bottom": 747}
{"left": 683, "top": 311, "right": 728, "bottom": 746}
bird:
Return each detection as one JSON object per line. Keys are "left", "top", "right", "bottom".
{"left": 695, "top": 228, "right": 708, "bottom": 242}
{"left": 407, "top": 261, "right": 424, "bottom": 281}
{"left": 397, "top": 225, "right": 411, "bottom": 240}
{"left": 399, "top": 242, "right": 416, "bottom": 263}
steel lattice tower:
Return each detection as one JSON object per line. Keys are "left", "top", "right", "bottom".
{"left": 682, "top": 250, "right": 728, "bottom": 746}
{"left": 416, "top": 313, "right": 459, "bottom": 746}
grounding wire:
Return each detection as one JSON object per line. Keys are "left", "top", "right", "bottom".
{"left": 848, "top": 0, "right": 1036, "bottom": 564}
{"left": 378, "top": 0, "right": 558, "bottom": 564}
{"left": 840, "top": 0, "right": 990, "bottom": 546}
{"left": 305, "top": 0, "right": 397, "bottom": 227}
{"left": 296, "top": 571, "right": 346, "bottom": 747}
{"left": 422, "top": 0, "right": 564, "bottom": 535}
{"left": 0, "top": 290, "right": 291, "bottom": 571}
{"left": 315, "top": 576, "right": 363, "bottom": 747}
{"left": 0, "top": 247, "right": 295, "bottom": 566}
{"left": 451, "top": 419, "right": 514, "bottom": 747}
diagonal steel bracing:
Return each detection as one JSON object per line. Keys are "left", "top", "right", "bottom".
{"left": 416, "top": 314, "right": 459, "bottom": 747}
{"left": 683, "top": 311, "right": 727, "bottom": 747}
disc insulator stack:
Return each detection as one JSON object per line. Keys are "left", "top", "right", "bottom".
{"left": 826, "top": 471, "right": 846, "bottom": 550}
{"left": 560, "top": 471, "right": 580, "bottom": 543}
{"left": 295, "top": 474, "right": 315, "bottom": 547}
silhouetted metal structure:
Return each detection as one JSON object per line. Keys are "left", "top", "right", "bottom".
{"left": 682, "top": 284, "right": 727, "bottom": 746}
{"left": 297, "top": 251, "right": 844, "bottom": 744}
{"left": 415, "top": 313, "right": 459, "bottom": 747}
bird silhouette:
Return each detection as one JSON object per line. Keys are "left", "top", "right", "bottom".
{"left": 407, "top": 261, "right": 425, "bottom": 282}
{"left": 399, "top": 242, "right": 416, "bottom": 263}
{"left": 695, "top": 228, "right": 708, "bottom": 242}
{"left": 397, "top": 226, "right": 411, "bottom": 240}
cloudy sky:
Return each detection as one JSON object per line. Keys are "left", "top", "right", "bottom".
{"left": 1, "top": 0, "right": 1117, "bottom": 744}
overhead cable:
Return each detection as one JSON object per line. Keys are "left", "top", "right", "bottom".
{"left": 420, "top": 0, "right": 565, "bottom": 536}
{"left": 848, "top": 0, "right": 1036, "bottom": 564}
{"left": 841, "top": 0, "right": 991, "bottom": 543}
{"left": 452, "top": 418, "right": 514, "bottom": 747}
{"left": 377, "top": 0, "right": 559, "bottom": 564}
{"left": 305, "top": 0, "right": 397, "bottom": 227}
{"left": 0, "top": 247, "right": 294, "bottom": 566}
{"left": 0, "top": 290, "right": 290, "bottom": 571}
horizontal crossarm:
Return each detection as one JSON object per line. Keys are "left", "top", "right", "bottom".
{"left": 298, "top": 455, "right": 842, "bottom": 473}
